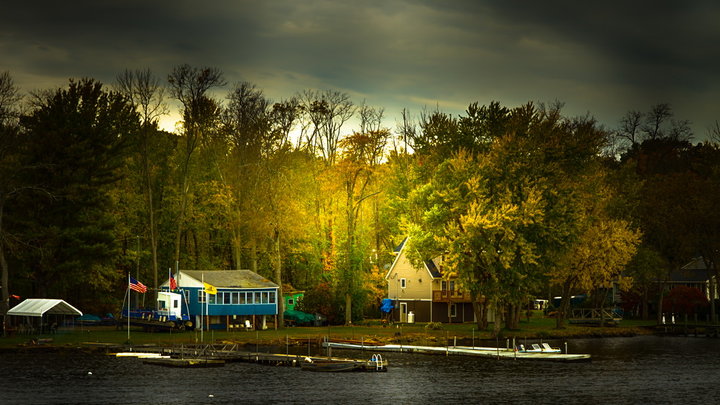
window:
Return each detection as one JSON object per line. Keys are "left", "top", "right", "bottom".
{"left": 199, "top": 291, "right": 206, "bottom": 303}
{"left": 247, "top": 292, "right": 254, "bottom": 304}
{"left": 262, "top": 292, "right": 269, "bottom": 304}
{"left": 450, "top": 303, "right": 457, "bottom": 318}
{"left": 255, "top": 292, "right": 261, "bottom": 304}
{"left": 232, "top": 292, "right": 239, "bottom": 304}
{"left": 400, "top": 278, "right": 407, "bottom": 289}
{"left": 239, "top": 292, "right": 246, "bottom": 304}
{"left": 173, "top": 299, "right": 179, "bottom": 309}
{"left": 288, "top": 298, "right": 294, "bottom": 306}
{"left": 441, "top": 280, "right": 447, "bottom": 291}
{"left": 269, "top": 292, "right": 275, "bottom": 304}
{"left": 223, "top": 292, "right": 232, "bottom": 304}
{"left": 209, "top": 294, "right": 217, "bottom": 304}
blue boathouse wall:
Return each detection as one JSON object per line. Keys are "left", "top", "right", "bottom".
{"left": 184, "top": 287, "right": 278, "bottom": 317}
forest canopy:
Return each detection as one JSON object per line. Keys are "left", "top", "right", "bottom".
{"left": 1, "top": 68, "right": 719, "bottom": 329}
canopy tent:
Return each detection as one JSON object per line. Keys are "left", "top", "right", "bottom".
{"left": 7, "top": 299, "right": 82, "bottom": 317}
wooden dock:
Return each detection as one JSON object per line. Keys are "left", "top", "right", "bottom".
{"left": 111, "top": 343, "right": 388, "bottom": 371}
{"left": 142, "top": 358, "right": 226, "bottom": 368}
{"left": 322, "top": 341, "right": 591, "bottom": 362}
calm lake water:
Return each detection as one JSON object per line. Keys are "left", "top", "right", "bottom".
{"left": 1, "top": 335, "right": 719, "bottom": 404}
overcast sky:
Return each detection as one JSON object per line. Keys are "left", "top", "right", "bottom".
{"left": 2, "top": 0, "right": 718, "bottom": 140}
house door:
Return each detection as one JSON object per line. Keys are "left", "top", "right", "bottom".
{"left": 400, "top": 302, "right": 407, "bottom": 323}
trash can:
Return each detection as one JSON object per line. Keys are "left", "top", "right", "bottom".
{"left": 407, "top": 311, "right": 415, "bottom": 324}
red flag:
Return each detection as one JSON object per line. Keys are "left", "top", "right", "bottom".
{"left": 169, "top": 273, "right": 177, "bottom": 291}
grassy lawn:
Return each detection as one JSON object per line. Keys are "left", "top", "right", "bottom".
{"left": 0, "top": 311, "right": 659, "bottom": 349}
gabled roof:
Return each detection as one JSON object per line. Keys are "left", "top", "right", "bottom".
{"left": 681, "top": 257, "right": 714, "bottom": 271}
{"left": 176, "top": 270, "right": 278, "bottom": 289}
{"left": 385, "top": 236, "right": 442, "bottom": 280}
{"left": 393, "top": 237, "right": 408, "bottom": 254}
{"left": 424, "top": 259, "right": 442, "bottom": 278}
{"left": 666, "top": 257, "right": 716, "bottom": 283}
{"left": 7, "top": 299, "right": 83, "bottom": 317}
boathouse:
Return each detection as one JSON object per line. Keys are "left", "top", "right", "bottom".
{"left": 161, "top": 270, "right": 279, "bottom": 330}
{"left": 385, "top": 238, "right": 494, "bottom": 324}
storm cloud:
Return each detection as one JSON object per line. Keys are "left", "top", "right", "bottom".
{"left": 2, "top": 0, "right": 718, "bottom": 139}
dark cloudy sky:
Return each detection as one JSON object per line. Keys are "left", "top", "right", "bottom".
{"left": 2, "top": 0, "right": 718, "bottom": 140}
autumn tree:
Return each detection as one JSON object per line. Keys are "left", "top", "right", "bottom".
{"left": 407, "top": 149, "right": 545, "bottom": 333}
{"left": 336, "top": 129, "right": 389, "bottom": 324}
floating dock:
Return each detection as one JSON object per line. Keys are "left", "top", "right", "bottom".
{"left": 322, "top": 341, "right": 591, "bottom": 362}
{"left": 142, "top": 358, "right": 226, "bottom": 368}
{"left": 109, "top": 343, "right": 388, "bottom": 371}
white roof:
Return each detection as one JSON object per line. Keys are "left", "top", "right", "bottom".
{"left": 7, "top": 299, "right": 83, "bottom": 317}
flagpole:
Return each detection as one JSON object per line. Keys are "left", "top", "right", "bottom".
{"left": 127, "top": 272, "right": 130, "bottom": 342}
{"left": 201, "top": 273, "right": 204, "bottom": 343}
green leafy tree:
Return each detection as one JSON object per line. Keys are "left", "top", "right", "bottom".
{"left": 407, "top": 149, "right": 544, "bottom": 333}
{"left": 0, "top": 71, "right": 23, "bottom": 332}
{"left": 16, "top": 78, "right": 139, "bottom": 307}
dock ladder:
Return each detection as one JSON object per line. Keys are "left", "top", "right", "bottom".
{"left": 371, "top": 353, "right": 384, "bottom": 371}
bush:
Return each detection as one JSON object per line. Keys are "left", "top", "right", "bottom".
{"left": 424, "top": 322, "right": 443, "bottom": 330}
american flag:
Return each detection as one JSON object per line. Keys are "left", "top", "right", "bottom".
{"left": 129, "top": 276, "right": 147, "bottom": 293}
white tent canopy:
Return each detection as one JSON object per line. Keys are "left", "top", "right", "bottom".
{"left": 7, "top": 299, "right": 83, "bottom": 317}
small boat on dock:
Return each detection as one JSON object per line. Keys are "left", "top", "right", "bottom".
{"left": 301, "top": 354, "right": 387, "bottom": 372}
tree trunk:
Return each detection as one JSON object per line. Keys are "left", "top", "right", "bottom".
{"left": 273, "top": 229, "right": 284, "bottom": 327}
{"left": 249, "top": 238, "right": 258, "bottom": 274}
{"left": 230, "top": 228, "right": 242, "bottom": 269}
{"left": 656, "top": 281, "right": 665, "bottom": 325}
{"left": 492, "top": 299, "right": 503, "bottom": 337}
{"left": 345, "top": 293, "right": 352, "bottom": 325}
{"left": 556, "top": 279, "right": 574, "bottom": 329}
{"left": 641, "top": 287, "right": 649, "bottom": 320}
{"left": 0, "top": 200, "right": 9, "bottom": 336}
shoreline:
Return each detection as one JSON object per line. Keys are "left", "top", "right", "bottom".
{"left": 0, "top": 324, "right": 673, "bottom": 353}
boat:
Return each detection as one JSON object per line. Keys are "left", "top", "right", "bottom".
{"left": 517, "top": 343, "right": 561, "bottom": 353}
{"left": 301, "top": 359, "right": 361, "bottom": 372}
{"left": 301, "top": 354, "right": 387, "bottom": 372}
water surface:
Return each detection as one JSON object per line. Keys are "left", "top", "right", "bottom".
{"left": 1, "top": 336, "right": 718, "bottom": 404}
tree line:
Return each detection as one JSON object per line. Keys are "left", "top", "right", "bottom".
{"left": 1, "top": 67, "right": 719, "bottom": 332}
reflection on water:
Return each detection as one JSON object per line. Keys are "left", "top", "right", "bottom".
{"left": 1, "top": 335, "right": 720, "bottom": 404}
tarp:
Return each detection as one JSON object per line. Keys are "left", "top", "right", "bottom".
{"left": 380, "top": 299, "right": 394, "bottom": 313}
{"left": 283, "top": 309, "right": 315, "bottom": 324}
{"left": 7, "top": 299, "right": 83, "bottom": 317}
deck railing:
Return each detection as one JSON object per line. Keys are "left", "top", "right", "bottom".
{"left": 432, "top": 290, "right": 471, "bottom": 302}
